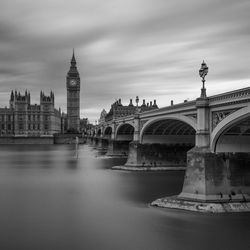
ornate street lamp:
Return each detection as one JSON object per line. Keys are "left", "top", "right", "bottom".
{"left": 199, "top": 60, "right": 208, "bottom": 98}
{"left": 135, "top": 96, "right": 140, "bottom": 115}
{"left": 135, "top": 96, "right": 139, "bottom": 107}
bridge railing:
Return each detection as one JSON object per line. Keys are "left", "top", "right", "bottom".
{"left": 209, "top": 87, "right": 250, "bottom": 104}
{"left": 140, "top": 100, "right": 197, "bottom": 115}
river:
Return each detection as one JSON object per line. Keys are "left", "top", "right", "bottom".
{"left": 0, "top": 144, "right": 249, "bottom": 250}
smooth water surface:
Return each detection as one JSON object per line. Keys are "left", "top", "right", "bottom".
{"left": 0, "top": 144, "right": 249, "bottom": 250}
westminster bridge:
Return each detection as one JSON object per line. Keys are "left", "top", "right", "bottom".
{"left": 87, "top": 82, "right": 250, "bottom": 205}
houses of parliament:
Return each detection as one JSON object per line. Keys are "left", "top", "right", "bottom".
{"left": 0, "top": 51, "right": 81, "bottom": 136}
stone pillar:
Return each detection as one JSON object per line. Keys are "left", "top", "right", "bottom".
{"left": 195, "top": 97, "right": 210, "bottom": 147}
{"left": 95, "top": 138, "right": 108, "bottom": 150}
{"left": 125, "top": 141, "right": 142, "bottom": 166}
{"left": 125, "top": 143, "right": 190, "bottom": 168}
{"left": 178, "top": 147, "right": 250, "bottom": 202}
{"left": 124, "top": 114, "right": 142, "bottom": 166}
{"left": 110, "top": 121, "right": 116, "bottom": 140}
{"left": 133, "top": 114, "right": 140, "bottom": 142}
{"left": 106, "top": 140, "right": 128, "bottom": 157}
{"left": 93, "top": 137, "right": 99, "bottom": 146}
{"left": 96, "top": 138, "right": 103, "bottom": 149}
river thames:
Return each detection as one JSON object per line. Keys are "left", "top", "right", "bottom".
{"left": 0, "top": 144, "right": 249, "bottom": 250}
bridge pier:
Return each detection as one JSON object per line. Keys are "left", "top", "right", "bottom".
{"left": 152, "top": 147, "right": 250, "bottom": 212}
{"left": 125, "top": 141, "right": 191, "bottom": 169}
{"left": 93, "top": 137, "right": 99, "bottom": 146}
{"left": 94, "top": 138, "right": 108, "bottom": 150}
{"left": 178, "top": 147, "right": 250, "bottom": 202}
{"left": 106, "top": 140, "right": 129, "bottom": 157}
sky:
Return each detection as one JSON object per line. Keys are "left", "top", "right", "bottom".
{"left": 0, "top": 0, "right": 250, "bottom": 123}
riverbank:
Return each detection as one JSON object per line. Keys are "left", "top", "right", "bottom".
{"left": 112, "top": 165, "right": 186, "bottom": 171}
{"left": 151, "top": 196, "right": 250, "bottom": 213}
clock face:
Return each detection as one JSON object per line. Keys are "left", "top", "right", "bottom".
{"left": 70, "top": 79, "right": 77, "bottom": 86}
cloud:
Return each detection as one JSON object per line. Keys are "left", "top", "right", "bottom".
{"left": 0, "top": 0, "right": 250, "bottom": 122}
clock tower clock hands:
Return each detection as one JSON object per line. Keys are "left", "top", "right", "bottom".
{"left": 70, "top": 79, "right": 77, "bottom": 86}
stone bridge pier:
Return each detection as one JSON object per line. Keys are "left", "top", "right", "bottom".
{"left": 105, "top": 122, "right": 133, "bottom": 157}
{"left": 178, "top": 97, "right": 250, "bottom": 203}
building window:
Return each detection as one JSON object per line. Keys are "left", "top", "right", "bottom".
{"left": 28, "top": 115, "right": 31, "bottom": 121}
{"left": 8, "top": 124, "right": 11, "bottom": 130}
{"left": 33, "top": 124, "right": 36, "bottom": 130}
{"left": 19, "top": 124, "right": 23, "bottom": 130}
{"left": 2, "top": 124, "right": 4, "bottom": 130}
{"left": 44, "top": 124, "right": 48, "bottom": 130}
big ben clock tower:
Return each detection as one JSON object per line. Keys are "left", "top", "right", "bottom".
{"left": 66, "top": 50, "right": 80, "bottom": 132}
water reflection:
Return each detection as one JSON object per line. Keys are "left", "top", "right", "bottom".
{"left": 0, "top": 144, "right": 249, "bottom": 250}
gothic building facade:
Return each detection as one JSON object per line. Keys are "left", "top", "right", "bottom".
{"left": 0, "top": 90, "right": 61, "bottom": 135}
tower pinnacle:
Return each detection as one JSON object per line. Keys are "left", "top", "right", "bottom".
{"left": 71, "top": 48, "right": 76, "bottom": 65}
{"left": 67, "top": 49, "right": 79, "bottom": 77}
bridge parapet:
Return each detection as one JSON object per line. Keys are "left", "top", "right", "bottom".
{"left": 140, "top": 100, "right": 196, "bottom": 117}
{"left": 209, "top": 87, "right": 250, "bottom": 106}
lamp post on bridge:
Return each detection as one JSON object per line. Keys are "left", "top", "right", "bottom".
{"left": 136, "top": 96, "right": 139, "bottom": 107}
{"left": 135, "top": 96, "right": 140, "bottom": 114}
{"left": 199, "top": 60, "right": 208, "bottom": 98}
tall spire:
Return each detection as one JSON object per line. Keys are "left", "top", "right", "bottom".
{"left": 71, "top": 48, "right": 76, "bottom": 65}
{"left": 67, "top": 49, "right": 79, "bottom": 77}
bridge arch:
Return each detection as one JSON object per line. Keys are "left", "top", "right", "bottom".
{"left": 211, "top": 106, "right": 250, "bottom": 152}
{"left": 103, "top": 126, "right": 112, "bottom": 139}
{"left": 115, "top": 123, "right": 135, "bottom": 141}
{"left": 96, "top": 128, "right": 102, "bottom": 137}
{"left": 140, "top": 115, "right": 197, "bottom": 144}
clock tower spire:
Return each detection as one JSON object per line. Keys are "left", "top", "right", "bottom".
{"left": 66, "top": 49, "right": 80, "bottom": 132}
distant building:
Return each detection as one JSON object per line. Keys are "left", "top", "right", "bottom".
{"left": 104, "top": 98, "right": 158, "bottom": 122}
{"left": 98, "top": 109, "right": 107, "bottom": 124}
{"left": 80, "top": 118, "right": 89, "bottom": 133}
{"left": 0, "top": 90, "right": 61, "bottom": 136}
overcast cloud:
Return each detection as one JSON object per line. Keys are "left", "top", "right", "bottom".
{"left": 0, "top": 0, "right": 250, "bottom": 122}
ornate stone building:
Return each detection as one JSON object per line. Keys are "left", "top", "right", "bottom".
{"left": 0, "top": 90, "right": 61, "bottom": 135}
{"left": 104, "top": 98, "right": 158, "bottom": 122}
